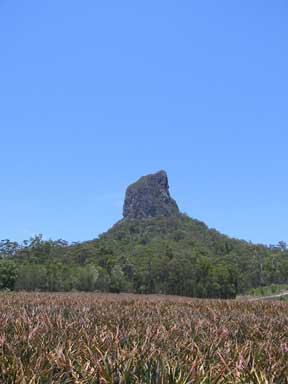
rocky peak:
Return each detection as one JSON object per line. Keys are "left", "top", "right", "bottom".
{"left": 123, "top": 170, "right": 180, "bottom": 219}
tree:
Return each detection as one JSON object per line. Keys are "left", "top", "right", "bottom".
{"left": 77, "top": 264, "right": 99, "bottom": 291}
{"left": 110, "top": 265, "right": 128, "bottom": 293}
{"left": 0, "top": 260, "right": 18, "bottom": 290}
{"left": 0, "top": 240, "right": 20, "bottom": 258}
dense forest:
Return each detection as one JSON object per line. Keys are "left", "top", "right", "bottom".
{"left": 1, "top": 214, "right": 288, "bottom": 298}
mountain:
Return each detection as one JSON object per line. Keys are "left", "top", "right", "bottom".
{"left": 1, "top": 171, "right": 288, "bottom": 297}
{"left": 123, "top": 170, "right": 179, "bottom": 219}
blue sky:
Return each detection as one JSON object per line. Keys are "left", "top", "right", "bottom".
{"left": 0, "top": 1, "right": 287, "bottom": 245}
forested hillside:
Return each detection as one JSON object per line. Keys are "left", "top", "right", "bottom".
{"left": 1, "top": 214, "right": 287, "bottom": 298}
{"left": 1, "top": 171, "right": 287, "bottom": 298}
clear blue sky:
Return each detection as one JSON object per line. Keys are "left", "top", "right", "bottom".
{"left": 0, "top": 1, "right": 287, "bottom": 245}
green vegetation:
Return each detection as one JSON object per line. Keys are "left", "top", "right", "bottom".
{"left": 241, "top": 284, "right": 288, "bottom": 297}
{"left": 1, "top": 215, "right": 288, "bottom": 298}
{"left": 0, "top": 293, "right": 287, "bottom": 383}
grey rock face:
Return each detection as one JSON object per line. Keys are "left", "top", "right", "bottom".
{"left": 123, "top": 170, "right": 180, "bottom": 219}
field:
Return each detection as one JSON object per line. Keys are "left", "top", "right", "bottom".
{"left": 0, "top": 293, "right": 287, "bottom": 383}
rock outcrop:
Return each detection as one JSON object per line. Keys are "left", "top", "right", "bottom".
{"left": 123, "top": 170, "right": 180, "bottom": 219}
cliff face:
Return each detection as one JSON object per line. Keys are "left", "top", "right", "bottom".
{"left": 123, "top": 170, "right": 180, "bottom": 219}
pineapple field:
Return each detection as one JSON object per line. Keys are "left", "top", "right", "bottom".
{"left": 0, "top": 293, "right": 287, "bottom": 383}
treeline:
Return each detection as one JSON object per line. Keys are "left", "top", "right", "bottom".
{"left": 0, "top": 237, "right": 127, "bottom": 293}
{"left": 1, "top": 215, "right": 288, "bottom": 298}
{"left": 0, "top": 261, "right": 126, "bottom": 293}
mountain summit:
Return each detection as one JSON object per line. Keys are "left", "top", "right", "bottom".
{"left": 123, "top": 170, "right": 180, "bottom": 219}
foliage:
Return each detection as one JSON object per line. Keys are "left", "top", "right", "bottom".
{"left": 241, "top": 284, "right": 288, "bottom": 297}
{"left": 0, "top": 260, "right": 18, "bottom": 290}
{"left": 1, "top": 215, "right": 288, "bottom": 298}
